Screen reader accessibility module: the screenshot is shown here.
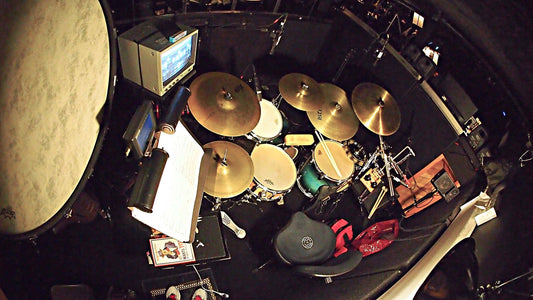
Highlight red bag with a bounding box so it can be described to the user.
[351,219,399,257]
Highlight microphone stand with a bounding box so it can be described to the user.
[269,13,288,55]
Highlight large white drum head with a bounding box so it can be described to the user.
[314,140,355,181]
[250,100,283,140]
[0,1,110,235]
[251,144,296,192]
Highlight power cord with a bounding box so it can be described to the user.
[190,265,230,299]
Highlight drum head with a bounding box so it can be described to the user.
[0,0,113,237]
[251,100,283,140]
[313,140,355,181]
[251,144,297,192]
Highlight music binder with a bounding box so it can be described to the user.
[130,121,210,242]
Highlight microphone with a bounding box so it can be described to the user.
[373,33,389,67]
[251,64,262,102]
[269,13,288,55]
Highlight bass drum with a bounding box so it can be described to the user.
[0,0,117,239]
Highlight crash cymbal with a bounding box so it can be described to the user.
[188,72,260,137]
[203,141,254,198]
[351,82,401,136]
[278,73,324,111]
[307,83,359,141]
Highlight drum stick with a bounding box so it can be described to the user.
[314,130,343,178]
[368,186,388,219]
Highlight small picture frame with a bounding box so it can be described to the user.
[150,237,196,267]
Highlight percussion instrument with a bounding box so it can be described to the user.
[188,72,260,137]
[307,83,359,141]
[278,73,324,111]
[351,82,401,136]
[247,99,285,143]
[202,141,254,199]
[248,144,297,201]
[0,0,116,239]
[297,140,355,197]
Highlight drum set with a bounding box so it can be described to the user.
[186,71,414,209]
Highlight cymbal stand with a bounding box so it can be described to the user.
[355,136,414,198]
[271,93,283,108]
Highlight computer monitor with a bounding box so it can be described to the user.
[123,100,157,159]
[119,21,199,96]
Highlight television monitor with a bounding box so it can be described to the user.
[123,100,157,159]
[119,22,199,96]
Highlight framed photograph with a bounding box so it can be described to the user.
[149,237,196,267]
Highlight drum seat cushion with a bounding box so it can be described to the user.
[273,212,336,265]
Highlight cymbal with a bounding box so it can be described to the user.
[203,141,254,198]
[278,73,324,111]
[188,72,260,137]
[351,82,401,136]
[307,83,359,141]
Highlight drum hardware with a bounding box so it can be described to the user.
[307,83,360,142]
[269,13,288,55]
[278,73,324,111]
[343,139,368,168]
[188,72,260,137]
[332,48,357,84]
[354,136,413,198]
[251,64,263,103]
[271,93,283,108]
[202,141,254,199]
[220,211,246,239]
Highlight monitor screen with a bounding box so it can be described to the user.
[161,35,193,84]
[138,109,156,154]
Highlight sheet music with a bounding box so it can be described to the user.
[132,121,204,242]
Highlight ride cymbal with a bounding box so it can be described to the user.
[351,82,401,136]
[188,72,260,137]
[307,83,359,141]
[203,141,254,198]
[278,73,324,111]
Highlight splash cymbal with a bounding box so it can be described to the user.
[351,82,401,136]
[188,72,260,137]
[307,83,359,141]
[203,141,254,198]
[278,73,324,111]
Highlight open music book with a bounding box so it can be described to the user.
[132,121,206,242]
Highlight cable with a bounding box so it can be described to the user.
[399,216,446,233]
[190,264,230,299]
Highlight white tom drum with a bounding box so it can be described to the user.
[248,144,297,201]
[0,0,116,239]
[247,100,284,143]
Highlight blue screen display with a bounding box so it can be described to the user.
[161,35,193,83]
[138,111,155,153]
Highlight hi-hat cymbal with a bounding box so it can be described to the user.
[351,82,401,136]
[188,72,260,137]
[278,73,324,111]
[203,141,254,198]
[307,83,359,141]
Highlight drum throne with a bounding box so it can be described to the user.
[272,212,363,283]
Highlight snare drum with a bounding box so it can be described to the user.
[297,140,355,197]
[248,144,297,201]
[247,100,284,143]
